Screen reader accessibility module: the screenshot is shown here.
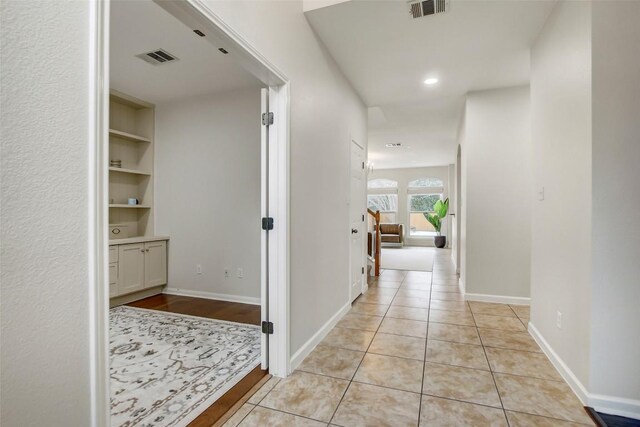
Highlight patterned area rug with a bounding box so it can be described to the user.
[109,306,261,427]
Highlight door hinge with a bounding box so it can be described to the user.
[362,214,365,221]
[261,321,274,334]
[262,217,274,230]
[362,161,365,169]
[362,267,365,274]
[262,112,274,126]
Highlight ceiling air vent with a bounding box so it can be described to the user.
[136,49,179,66]
[408,0,450,19]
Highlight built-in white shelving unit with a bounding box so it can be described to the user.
[108,90,155,238]
[108,90,168,305]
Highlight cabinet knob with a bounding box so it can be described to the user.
[146,249,149,252]
[140,249,145,253]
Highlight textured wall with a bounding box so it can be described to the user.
[0,1,93,425]
[530,0,592,388]
[591,0,640,403]
[459,86,532,299]
[155,88,262,301]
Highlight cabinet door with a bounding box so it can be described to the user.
[109,263,119,297]
[144,241,167,288]
[118,243,145,295]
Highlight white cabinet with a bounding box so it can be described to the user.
[118,243,146,295]
[109,263,119,297]
[144,240,167,288]
[109,246,119,297]
[109,237,168,299]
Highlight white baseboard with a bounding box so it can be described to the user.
[529,322,640,420]
[458,278,465,293]
[464,292,530,305]
[290,302,351,371]
[528,322,590,404]
[589,394,640,420]
[163,287,260,306]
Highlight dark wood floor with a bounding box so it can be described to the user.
[126,294,266,427]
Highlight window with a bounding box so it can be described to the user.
[368,194,398,223]
[368,178,398,189]
[368,179,398,223]
[408,178,443,188]
[407,177,444,237]
[409,194,442,236]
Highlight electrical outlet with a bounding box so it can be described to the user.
[556,311,562,329]
[196,264,202,275]
[224,269,230,278]
[237,268,243,278]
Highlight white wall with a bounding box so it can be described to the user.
[155,88,262,302]
[530,0,593,390]
[590,0,640,405]
[201,0,368,356]
[368,166,450,247]
[458,86,532,300]
[0,1,93,425]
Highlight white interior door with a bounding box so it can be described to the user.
[260,88,269,370]
[350,140,365,302]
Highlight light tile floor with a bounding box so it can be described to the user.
[224,250,594,426]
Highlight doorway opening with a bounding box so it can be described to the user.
[88,0,290,425]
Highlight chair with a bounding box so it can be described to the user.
[379,223,404,247]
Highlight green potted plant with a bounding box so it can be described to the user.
[424,198,449,248]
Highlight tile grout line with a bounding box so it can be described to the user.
[475,308,512,427]
[417,266,435,426]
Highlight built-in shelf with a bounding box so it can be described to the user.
[109,204,152,209]
[109,129,151,143]
[109,167,151,176]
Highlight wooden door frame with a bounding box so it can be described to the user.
[88,1,291,425]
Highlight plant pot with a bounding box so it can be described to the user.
[434,236,446,249]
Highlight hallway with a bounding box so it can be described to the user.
[223,250,594,426]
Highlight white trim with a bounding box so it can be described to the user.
[88,0,110,425]
[589,394,640,420]
[528,322,590,404]
[529,322,640,420]
[464,292,530,305]
[163,288,261,305]
[458,277,465,293]
[267,83,291,377]
[290,302,351,371]
[260,88,269,370]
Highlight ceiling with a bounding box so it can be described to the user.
[305,0,557,169]
[110,0,262,104]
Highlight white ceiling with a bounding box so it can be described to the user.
[306,0,557,169]
[110,0,262,104]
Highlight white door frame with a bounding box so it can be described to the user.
[88,1,290,425]
[349,139,367,302]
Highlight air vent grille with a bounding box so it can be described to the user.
[408,0,450,19]
[136,49,179,66]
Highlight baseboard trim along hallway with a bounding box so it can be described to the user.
[289,302,352,372]
[163,288,261,306]
[529,322,640,420]
[464,292,531,305]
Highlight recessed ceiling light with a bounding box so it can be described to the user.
[424,78,439,85]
